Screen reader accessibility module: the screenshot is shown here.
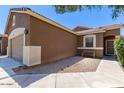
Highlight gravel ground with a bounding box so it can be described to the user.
[13,56,101,75]
[59,57,101,73]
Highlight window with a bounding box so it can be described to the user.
[12,15,16,26]
[84,35,96,48]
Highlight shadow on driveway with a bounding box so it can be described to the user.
[0,56,84,87]
[0,56,101,87]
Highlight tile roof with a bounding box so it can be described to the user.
[73,26,92,31]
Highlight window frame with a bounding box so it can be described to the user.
[83,35,96,48]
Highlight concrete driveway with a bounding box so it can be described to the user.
[0,56,23,79]
[0,56,124,88]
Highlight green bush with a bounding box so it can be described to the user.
[114,36,124,66]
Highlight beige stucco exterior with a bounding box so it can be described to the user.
[103,29,120,37]
[23,46,41,66]
[77,29,120,58]
[30,16,77,64]
[6,10,77,66]
[3,8,122,66]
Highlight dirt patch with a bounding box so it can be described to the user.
[13,56,101,75]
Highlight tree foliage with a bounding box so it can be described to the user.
[114,36,124,66]
[54,5,124,19]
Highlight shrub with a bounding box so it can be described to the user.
[114,36,124,66]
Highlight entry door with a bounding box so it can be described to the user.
[106,40,114,55]
[11,35,24,61]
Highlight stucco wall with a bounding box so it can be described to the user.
[1,37,8,55]
[12,13,29,30]
[6,13,30,46]
[77,36,83,47]
[95,33,104,57]
[13,13,30,46]
[77,29,120,58]
[96,33,104,47]
[78,33,104,47]
[30,16,77,64]
[103,29,120,37]
[95,50,103,58]
[77,33,104,58]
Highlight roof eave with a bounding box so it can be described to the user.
[98,24,124,30]
[0,34,8,37]
[77,30,106,35]
[76,28,106,35]
[4,11,12,34]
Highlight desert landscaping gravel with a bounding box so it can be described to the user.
[13,56,101,75]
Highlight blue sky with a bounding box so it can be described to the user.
[0,5,124,35]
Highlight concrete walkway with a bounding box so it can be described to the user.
[97,57,123,74]
[85,56,124,88]
[0,56,124,88]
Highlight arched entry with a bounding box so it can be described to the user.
[104,36,115,55]
[8,28,25,62]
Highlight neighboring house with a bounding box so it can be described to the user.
[0,34,8,55]
[3,7,123,66]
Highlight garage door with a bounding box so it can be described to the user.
[11,35,23,61]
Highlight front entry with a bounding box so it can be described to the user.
[105,40,114,55]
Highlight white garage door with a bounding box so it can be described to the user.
[11,35,24,61]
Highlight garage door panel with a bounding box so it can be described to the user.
[11,35,23,61]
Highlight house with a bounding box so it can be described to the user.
[0,34,8,55]
[4,8,77,66]
[3,7,123,66]
[76,24,122,57]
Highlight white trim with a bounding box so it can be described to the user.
[76,29,106,35]
[83,35,96,48]
[77,47,104,50]
[105,39,115,55]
